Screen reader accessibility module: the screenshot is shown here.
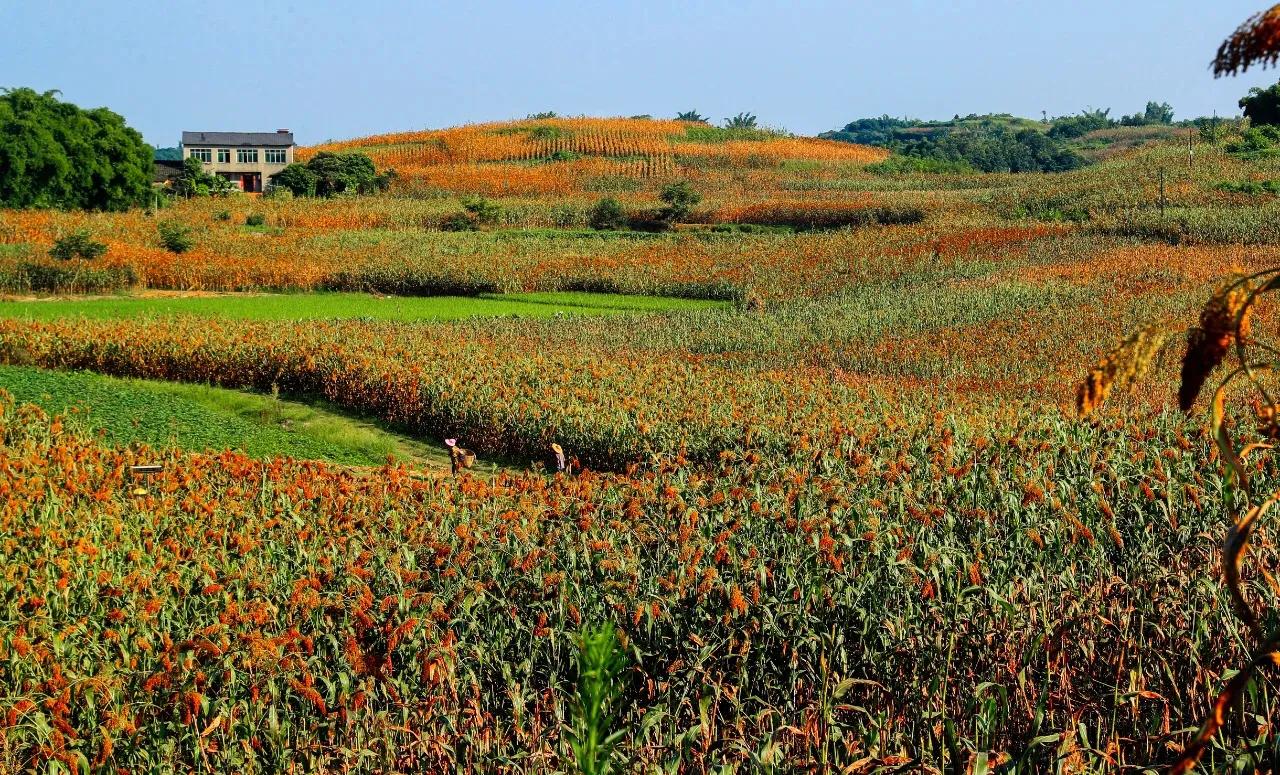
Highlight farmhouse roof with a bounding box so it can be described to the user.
[153,159,184,183]
[182,131,295,147]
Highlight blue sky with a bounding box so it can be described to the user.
[2,0,1277,146]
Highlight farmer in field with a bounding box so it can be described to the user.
[445,438,474,475]
[548,442,567,474]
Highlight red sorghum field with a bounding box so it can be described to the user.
[5,115,1280,773]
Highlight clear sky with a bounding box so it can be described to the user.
[2,0,1278,147]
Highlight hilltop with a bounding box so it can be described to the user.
[301,116,888,197]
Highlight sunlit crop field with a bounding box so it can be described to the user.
[4,117,1280,772]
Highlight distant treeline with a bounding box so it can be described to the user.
[820,102,1188,173]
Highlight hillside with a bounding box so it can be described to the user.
[301,116,889,196]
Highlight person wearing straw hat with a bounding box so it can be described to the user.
[548,442,567,474]
[445,438,474,475]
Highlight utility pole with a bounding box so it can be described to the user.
[1159,167,1167,220]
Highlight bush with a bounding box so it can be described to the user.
[173,157,237,198]
[1215,180,1280,195]
[1226,125,1280,155]
[656,181,701,227]
[245,213,266,227]
[865,155,975,175]
[214,209,231,221]
[269,153,393,198]
[270,164,319,197]
[157,220,194,253]
[587,197,628,230]
[49,229,107,261]
[717,202,925,231]
[461,196,502,225]
[440,212,477,232]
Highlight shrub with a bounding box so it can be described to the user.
[245,213,266,227]
[549,149,580,162]
[440,212,477,232]
[1226,124,1280,155]
[49,229,107,261]
[657,181,701,225]
[173,157,237,198]
[865,155,975,175]
[270,164,319,197]
[461,196,502,225]
[263,184,294,201]
[716,201,925,231]
[214,209,231,221]
[157,220,194,253]
[270,153,392,198]
[529,125,567,142]
[587,197,628,230]
[1215,179,1280,195]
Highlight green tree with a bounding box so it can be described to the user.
[658,181,701,223]
[157,220,194,253]
[461,196,502,225]
[723,112,758,129]
[306,152,376,196]
[587,197,627,230]
[675,110,708,123]
[1241,81,1280,126]
[173,157,236,198]
[49,229,107,261]
[269,163,319,197]
[1120,101,1175,126]
[1048,108,1114,139]
[0,87,152,210]
[271,152,390,198]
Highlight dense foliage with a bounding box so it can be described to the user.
[171,157,236,198]
[0,88,151,211]
[821,114,1085,173]
[1241,80,1280,126]
[270,151,394,198]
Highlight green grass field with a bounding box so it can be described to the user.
[0,290,727,321]
[0,364,463,468]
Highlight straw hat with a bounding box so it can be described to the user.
[445,438,457,448]
[551,443,563,454]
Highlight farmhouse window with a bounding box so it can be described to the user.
[265,148,286,164]
[217,148,230,163]
[237,149,259,163]
[190,148,212,162]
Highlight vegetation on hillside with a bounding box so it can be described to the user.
[822,100,1192,172]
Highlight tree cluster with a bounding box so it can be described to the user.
[0,87,152,210]
[269,152,395,198]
